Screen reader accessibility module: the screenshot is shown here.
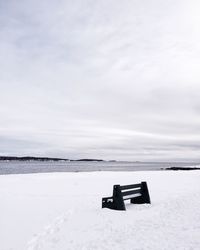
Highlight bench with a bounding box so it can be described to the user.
[102,182,151,210]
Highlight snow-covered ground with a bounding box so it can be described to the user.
[1,171,200,250]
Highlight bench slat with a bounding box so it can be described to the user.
[123,193,141,200]
[120,183,141,190]
[122,189,141,197]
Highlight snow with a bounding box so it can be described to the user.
[1,171,200,250]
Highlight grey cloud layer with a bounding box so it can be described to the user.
[1,0,200,160]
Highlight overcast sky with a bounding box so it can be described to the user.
[1,0,200,160]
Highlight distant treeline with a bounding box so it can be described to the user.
[0,156,68,161]
[166,166,200,171]
[71,159,104,162]
[0,156,105,162]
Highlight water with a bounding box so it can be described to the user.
[0,161,199,175]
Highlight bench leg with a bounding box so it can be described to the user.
[113,185,126,210]
[141,181,151,203]
[102,185,126,210]
[131,182,151,204]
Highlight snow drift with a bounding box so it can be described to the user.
[1,170,200,250]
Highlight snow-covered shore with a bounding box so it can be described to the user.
[1,171,200,250]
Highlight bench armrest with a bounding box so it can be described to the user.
[102,196,113,202]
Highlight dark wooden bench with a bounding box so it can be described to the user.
[102,182,151,210]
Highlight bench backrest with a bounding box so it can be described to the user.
[120,183,142,200]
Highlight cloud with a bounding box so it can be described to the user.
[1,0,200,160]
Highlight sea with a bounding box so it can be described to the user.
[0,160,200,175]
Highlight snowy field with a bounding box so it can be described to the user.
[1,170,200,250]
